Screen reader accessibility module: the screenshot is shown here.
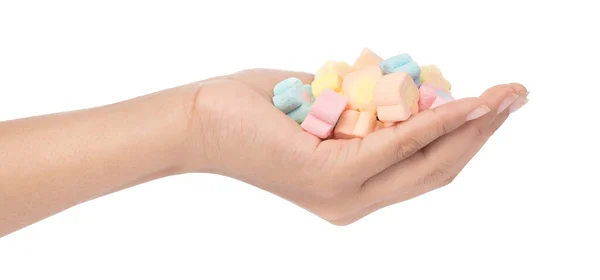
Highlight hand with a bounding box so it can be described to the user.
[182,69,529,225]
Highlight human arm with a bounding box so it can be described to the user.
[0,84,197,237]
[0,69,528,237]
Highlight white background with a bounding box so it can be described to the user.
[1,0,599,279]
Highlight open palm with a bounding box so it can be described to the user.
[184,68,528,225]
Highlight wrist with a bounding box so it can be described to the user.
[122,84,199,179]
[174,80,217,174]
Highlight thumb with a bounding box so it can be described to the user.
[353,97,491,178]
[228,68,314,96]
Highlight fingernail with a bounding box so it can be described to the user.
[509,96,528,114]
[497,93,520,115]
[466,105,491,121]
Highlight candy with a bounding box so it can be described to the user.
[311,61,351,98]
[418,83,438,112]
[414,78,422,88]
[273,49,454,139]
[429,91,454,109]
[274,77,304,96]
[273,78,315,123]
[301,89,348,139]
[334,110,360,139]
[354,112,377,137]
[373,72,419,122]
[391,61,421,80]
[420,65,451,92]
[380,53,420,78]
[380,53,413,74]
[419,83,454,110]
[352,48,383,71]
[342,66,382,113]
[334,110,377,139]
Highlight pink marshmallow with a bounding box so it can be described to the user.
[421,83,454,109]
[301,115,333,139]
[430,96,451,109]
[301,89,348,139]
[418,83,438,111]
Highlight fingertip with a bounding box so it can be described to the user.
[466,104,492,121]
[277,70,315,84]
[506,83,528,95]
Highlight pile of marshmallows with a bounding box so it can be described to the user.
[272,48,453,139]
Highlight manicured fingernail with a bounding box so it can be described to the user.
[466,105,491,121]
[497,93,520,115]
[509,96,528,114]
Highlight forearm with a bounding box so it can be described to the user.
[0,85,197,237]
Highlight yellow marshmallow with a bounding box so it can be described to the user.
[420,65,451,92]
[312,61,351,98]
[312,72,342,98]
[342,65,382,113]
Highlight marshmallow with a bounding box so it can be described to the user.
[334,110,360,139]
[373,72,420,122]
[418,83,438,112]
[312,61,351,98]
[420,83,454,110]
[342,65,383,113]
[301,89,348,139]
[390,61,421,81]
[380,53,421,86]
[274,77,304,96]
[420,65,451,92]
[414,77,422,88]
[354,112,377,137]
[273,50,454,139]
[380,53,413,74]
[273,78,315,123]
[352,48,383,71]
[334,110,377,139]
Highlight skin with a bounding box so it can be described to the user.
[0,69,528,237]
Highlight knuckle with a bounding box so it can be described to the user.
[313,203,348,222]
[474,125,487,138]
[419,166,452,188]
[430,109,450,136]
[439,174,458,187]
[489,83,514,92]
[507,83,527,94]
[310,196,360,223]
[395,138,423,160]
[328,218,356,227]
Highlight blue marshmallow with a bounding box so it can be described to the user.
[434,88,453,100]
[274,77,304,96]
[391,61,421,80]
[273,91,302,114]
[380,53,413,74]
[287,104,312,123]
[413,77,422,88]
[272,78,315,123]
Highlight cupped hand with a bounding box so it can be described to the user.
[182,69,528,225]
